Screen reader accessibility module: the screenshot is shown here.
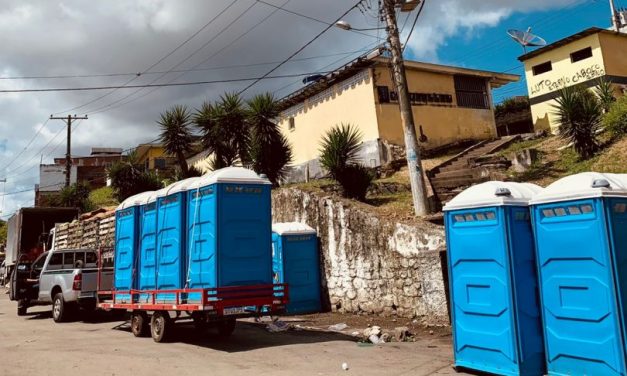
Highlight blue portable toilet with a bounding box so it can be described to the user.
[155,177,199,302]
[137,191,158,303]
[272,222,321,315]
[444,181,545,376]
[530,172,627,376]
[186,167,273,302]
[114,191,155,303]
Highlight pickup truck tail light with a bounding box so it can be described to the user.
[72,274,82,291]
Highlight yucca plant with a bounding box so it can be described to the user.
[319,123,372,201]
[595,77,616,113]
[246,93,293,185]
[552,86,602,159]
[157,105,194,177]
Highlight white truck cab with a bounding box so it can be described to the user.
[19,248,113,322]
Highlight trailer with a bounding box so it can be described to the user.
[97,284,288,342]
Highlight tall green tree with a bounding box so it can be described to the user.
[246,93,293,185]
[108,152,163,201]
[553,86,603,159]
[194,101,239,170]
[158,105,194,177]
[52,182,93,213]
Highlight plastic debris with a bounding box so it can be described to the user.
[328,323,348,331]
[266,320,290,332]
[342,362,349,371]
[369,334,384,344]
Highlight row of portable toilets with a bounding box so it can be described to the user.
[114,167,321,315]
[444,172,627,376]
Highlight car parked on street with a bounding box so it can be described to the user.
[14,248,113,321]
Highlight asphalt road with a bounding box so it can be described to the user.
[0,291,462,376]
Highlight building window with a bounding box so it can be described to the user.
[454,75,489,109]
[288,117,295,131]
[154,158,166,170]
[532,61,552,76]
[570,47,593,63]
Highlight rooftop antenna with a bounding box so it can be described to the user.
[507,27,547,53]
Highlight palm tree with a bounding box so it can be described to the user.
[595,78,615,113]
[157,105,194,177]
[194,101,239,170]
[553,86,602,159]
[246,93,293,185]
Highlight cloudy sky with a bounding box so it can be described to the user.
[0,0,614,217]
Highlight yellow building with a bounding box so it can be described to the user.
[276,54,518,181]
[134,143,176,172]
[519,27,627,132]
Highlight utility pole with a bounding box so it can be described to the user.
[50,114,88,188]
[382,0,429,216]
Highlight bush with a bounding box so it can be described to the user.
[603,96,627,138]
[51,182,93,213]
[89,187,119,209]
[552,86,602,159]
[336,164,374,201]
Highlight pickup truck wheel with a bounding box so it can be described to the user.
[131,312,149,337]
[217,318,236,339]
[17,303,27,316]
[52,293,67,323]
[150,311,171,343]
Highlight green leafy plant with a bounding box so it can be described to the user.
[494,96,530,118]
[319,123,372,201]
[0,221,7,246]
[603,96,627,138]
[108,158,163,202]
[595,78,616,113]
[552,86,602,159]
[52,182,94,213]
[88,186,119,209]
[158,105,195,177]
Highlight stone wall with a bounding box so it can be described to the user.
[272,188,449,326]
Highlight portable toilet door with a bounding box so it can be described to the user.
[155,177,199,302]
[530,172,627,376]
[138,191,158,303]
[444,181,545,376]
[114,191,154,303]
[186,167,272,296]
[272,223,321,315]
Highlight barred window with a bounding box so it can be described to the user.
[454,75,489,109]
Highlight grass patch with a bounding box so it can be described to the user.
[497,137,546,157]
[89,187,119,209]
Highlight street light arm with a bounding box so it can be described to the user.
[335,20,385,32]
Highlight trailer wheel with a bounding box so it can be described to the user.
[150,311,171,343]
[52,293,69,323]
[217,318,236,338]
[131,312,149,337]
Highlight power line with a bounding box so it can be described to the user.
[0,118,50,172]
[238,1,364,95]
[54,0,240,115]
[0,71,338,94]
[402,0,425,52]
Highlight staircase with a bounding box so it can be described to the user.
[428,136,519,205]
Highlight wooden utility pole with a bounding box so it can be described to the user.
[49,114,88,188]
[382,0,429,216]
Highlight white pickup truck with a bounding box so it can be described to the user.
[16,248,113,322]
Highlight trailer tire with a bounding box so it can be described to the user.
[217,318,236,338]
[52,293,68,323]
[131,312,149,337]
[150,311,171,343]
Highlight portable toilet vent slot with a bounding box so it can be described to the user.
[530,172,627,376]
[444,181,545,376]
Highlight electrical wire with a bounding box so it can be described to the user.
[238,1,365,95]
[54,0,240,115]
[0,118,50,172]
[402,0,426,52]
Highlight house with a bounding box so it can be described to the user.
[276,51,519,182]
[134,143,176,173]
[519,27,627,132]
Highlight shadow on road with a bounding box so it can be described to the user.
[113,320,358,352]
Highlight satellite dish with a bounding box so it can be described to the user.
[507,27,547,53]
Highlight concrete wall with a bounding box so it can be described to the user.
[278,70,381,166]
[272,188,449,326]
[373,66,497,149]
[600,32,627,78]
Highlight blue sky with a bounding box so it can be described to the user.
[405,0,615,103]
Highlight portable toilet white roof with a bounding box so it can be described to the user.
[189,167,271,190]
[530,172,627,205]
[443,181,542,211]
[116,191,156,211]
[272,222,316,235]
[156,177,200,198]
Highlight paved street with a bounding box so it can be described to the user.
[0,291,463,376]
